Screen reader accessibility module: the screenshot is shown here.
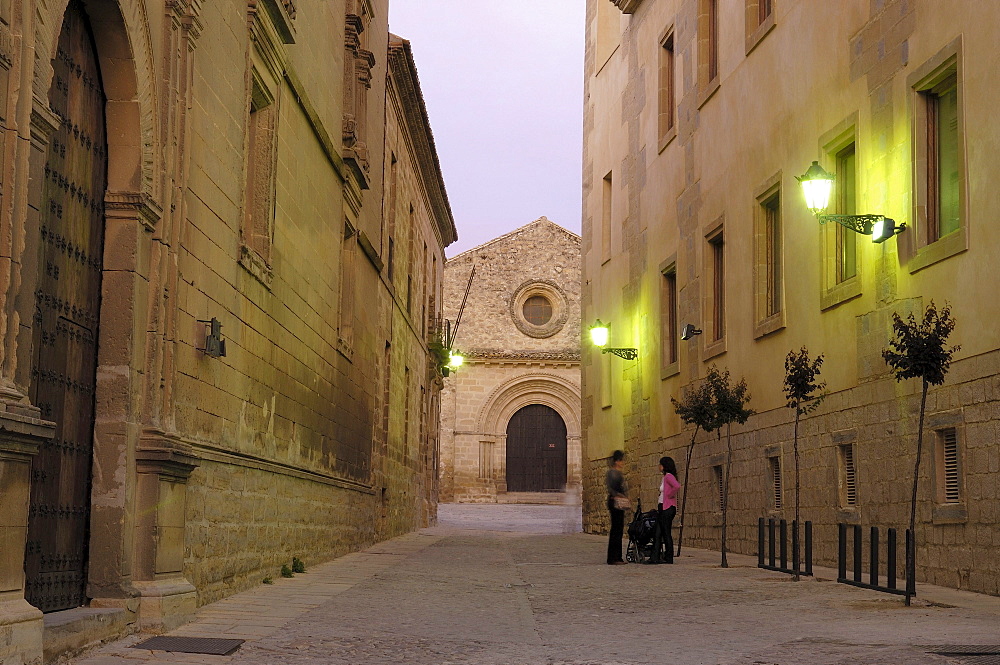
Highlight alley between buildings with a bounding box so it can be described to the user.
[69,504,1000,665]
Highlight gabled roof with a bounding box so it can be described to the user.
[447,216,579,263]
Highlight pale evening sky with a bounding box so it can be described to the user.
[389,2,586,257]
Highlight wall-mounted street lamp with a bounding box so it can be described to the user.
[796,161,906,244]
[441,350,464,378]
[680,323,702,341]
[589,320,638,360]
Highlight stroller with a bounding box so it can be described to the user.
[625,499,662,563]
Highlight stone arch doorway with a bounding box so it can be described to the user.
[24,0,108,614]
[505,404,567,492]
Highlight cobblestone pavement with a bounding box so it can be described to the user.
[70,504,1000,665]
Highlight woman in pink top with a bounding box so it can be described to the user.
[648,456,680,564]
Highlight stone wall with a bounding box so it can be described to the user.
[439,219,583,503]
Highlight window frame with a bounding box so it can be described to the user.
[906,37,968,274]
[753,172,785,339]
[704,218,726,360]
[697,0,721,108]
[745,0,776,55]
[818,115,863,311]
[659,257,679,379]
[931,426,967,524]
[657,26,677,152]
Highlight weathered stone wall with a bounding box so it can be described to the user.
[439,219,582,503]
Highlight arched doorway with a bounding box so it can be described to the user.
[505,404,567,492]
[24,0,107,613]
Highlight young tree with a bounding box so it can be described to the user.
[882,301,958,606]
[707,366,754,568]
[782,347,826,581]
[671,376,719,557]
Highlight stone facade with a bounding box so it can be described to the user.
[439,218,582,503]
[0,1,455,663]
[583,0,1000,596]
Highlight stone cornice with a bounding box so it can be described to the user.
[387,35,458,248]
[610,0,644,13]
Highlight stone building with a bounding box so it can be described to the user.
[439,218,581,504]
[583,0,1000,596]
[0,1,455,662]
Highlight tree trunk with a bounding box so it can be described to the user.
[721,425,732,568]
[793,404,801,581]
[906,380,929,606]
[676,426,699,557]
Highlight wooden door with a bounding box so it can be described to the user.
[505,405,567,492]
[24,0,107,613]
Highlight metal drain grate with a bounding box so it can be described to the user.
[926,646,1000,664]
[133,636,245,655]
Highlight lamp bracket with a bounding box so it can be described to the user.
[816,214,886,235]
[602,347,638,361]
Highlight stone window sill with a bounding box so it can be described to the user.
[697,77,721,110]
[703,337,726,361]
[907,226,968,274]
[658,126,677,154]
[745,12,776,56]
[821,276,862,311]
[239,245,273,290]
[753,311,785,340]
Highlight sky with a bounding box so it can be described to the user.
[389,2,586,257]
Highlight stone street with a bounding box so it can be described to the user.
[70,504,1000,665]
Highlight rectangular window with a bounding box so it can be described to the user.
[713,465,725,512]
[404,366,411,457]
[707,0,719,82]
[658,30,676,148]
[835,144,857,283]
[660,267,678,372]
[602,172,613,262]
[753,175,784,337]
[769,456,782,510]
[758,0,772,23]
[936,428,961,504]
[908,41,965,272]
[926,74,960,241]
[764,195,781,317]
[386,153,398,279]
[243,77,278,266]
[839,444,857,507]
[338,222,357,347]
[710,232,725,341]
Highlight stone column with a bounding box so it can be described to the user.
[0,408,55,665]
[130,432,197,632]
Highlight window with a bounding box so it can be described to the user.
[764,196,781,317]
[936,428,961,504]
[835,144,857,283]
[839,444,857,507]
[698,0,720,103]
[658,29,676,150]
[404,366,411,456]
[343,1,375,179]
[242,75,278,275]
[769,456,782,510]
[753,175,785,337]
[709,232,725,341]
[660,265,678,375]
[713,465,724,512]
[926,74,960,242]
[386,153,398,281]
[522,295,552,325]
[745,0,776,54]
[602,172,613,262]
[907,39,966,272]
[338,222,358,349]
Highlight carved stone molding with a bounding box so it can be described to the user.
[466,349,581,362]
[610,0,645,13]
[105,191,163,233]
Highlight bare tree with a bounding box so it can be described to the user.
[782,347,825,581]
[882,301,958,606]
[671,375,719,557]
[707,366,754,568]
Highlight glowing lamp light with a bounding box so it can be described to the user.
[448,352,464,369]
[589,320,610,347]
[796,161,835,215]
